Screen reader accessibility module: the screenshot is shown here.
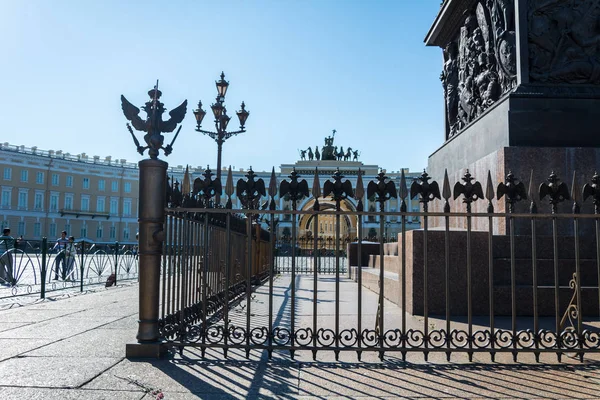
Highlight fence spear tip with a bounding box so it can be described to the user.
[485,170,494,201]
[355,169,365,200]
[442,169,451,201]
[399,169,408,200]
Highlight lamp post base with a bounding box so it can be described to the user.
[125,342,167,359]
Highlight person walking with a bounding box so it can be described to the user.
[0,228,16,285]
[53,230,69,280]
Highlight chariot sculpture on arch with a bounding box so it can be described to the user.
[301,129,360,162]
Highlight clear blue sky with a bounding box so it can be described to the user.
[1,0,444,173]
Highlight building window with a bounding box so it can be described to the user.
[34,192,43,210]
[81,196,90,211]
[1,188,11,208]
[111,181,118,192]
[49,223,57,238]
[66,175,73,187]
[50,194,59,212]
[96,197,105,212]
[123,199,131,216]
[64,194,73,210]
[81,225,87,238]
[412,207,420,222]
[18,191,27,210]
[96,224,103,239]
[36,172,44,184]
[123,228,130,240]
[124,182,131,193]
[82,177,90,189]
[98,179,105,191]
[33,222,41,238]
[110,199,118,215]
[64,224,71,235]
[18,221,25,236]
[51,173,59,186]
[20,170,28,182]
[3,168,11,181]
[109,226,116,240]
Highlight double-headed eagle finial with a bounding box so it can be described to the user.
[121,81,187,159]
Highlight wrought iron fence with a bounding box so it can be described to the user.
[0,239,138,298]
[156,166,600,362]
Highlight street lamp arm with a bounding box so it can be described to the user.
[223,129,246,140]
[196,128,219,141]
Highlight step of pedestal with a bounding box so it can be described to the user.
[350,266,401,308]
[367,255,400,274]
[492,235,598,259]
[492,258,599,286]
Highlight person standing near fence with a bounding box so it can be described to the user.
[53,230,69,280]
[65,236,77,280]
[0,228,16,285]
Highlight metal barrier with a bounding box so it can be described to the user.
[150,167,600,362]
[0,239,138,298]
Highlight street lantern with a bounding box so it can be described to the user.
[195,72,249,205]
[237,102,249,129]
[193,101,206,126]
[215,72,229,98]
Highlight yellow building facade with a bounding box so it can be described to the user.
[0,143,140,243]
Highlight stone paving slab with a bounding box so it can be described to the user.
[0,356,122,388]
[84,358,301,397]
[0,315,122,339]
[0,387,145,400]
[0,338,54,362]
[24,327,136,358]
[0,322,31,332]
[0,308,82,323]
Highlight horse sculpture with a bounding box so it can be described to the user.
[299,149,307,160]
[345,147,352,161]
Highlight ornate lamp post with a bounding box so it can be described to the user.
[194,72,249,205]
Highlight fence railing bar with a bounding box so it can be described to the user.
[553,216,561,362]
[312,214,319,360]
[245,214,252,359]
[357,214,363,361]
[335,210,341,361]
[509,215,517,362]
[290,209,297,359]
[487,212,494,362]
[466,211,473,362]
